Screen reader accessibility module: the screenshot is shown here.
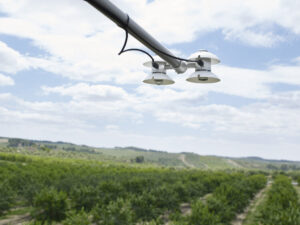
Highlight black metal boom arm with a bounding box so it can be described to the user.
[84,0,187,73]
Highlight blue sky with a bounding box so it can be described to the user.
[1,0,300,160]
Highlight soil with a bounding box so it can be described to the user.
[231,180,272,225]
[226,159,243,168]
[179,154,195,168]
[0,213,31,225]
[0,139,8,143]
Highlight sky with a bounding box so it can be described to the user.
[0,0,300,160]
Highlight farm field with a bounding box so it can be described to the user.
[1,140,300,224]
[243,175,300,225]
[0,152,268,225]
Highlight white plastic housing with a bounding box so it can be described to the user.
[189,50,220,65]
[186,70,220,83]
[143,72,174,85]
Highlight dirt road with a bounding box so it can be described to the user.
[179,154,195,168]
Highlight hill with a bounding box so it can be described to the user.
[1,136,300,170]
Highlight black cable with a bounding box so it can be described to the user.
[152,46,204,67]
[118,15,159,69]
[118,15,204,69]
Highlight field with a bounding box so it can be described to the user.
[1,138,300,224]
[0,152,268,225]
[1,137,300,170]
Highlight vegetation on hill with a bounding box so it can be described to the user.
[1,136,300,170]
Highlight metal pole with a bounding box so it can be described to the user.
[84,0,187,74]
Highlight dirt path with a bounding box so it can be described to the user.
[226,159,243,168]
[0,139,8,143]
[0,213,31,225]
[231,180,272,225]
[179,154,195,168]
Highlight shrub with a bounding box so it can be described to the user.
[62,209,91,225]
[0,181,15,215]
[205,196,234,222]
[189,200,221,225]
[130,193,160,221]
[92,198,134,225]
[71,185,101,211]
[257,175,300,225]
[187,174,267,224]
[98,181,125,204]
[32,188,69,222]
[150,185,180,210]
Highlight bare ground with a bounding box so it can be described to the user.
[162,192,213,225]
[179,154,196,168]
[231,180,272,225]
[0,213,31,225]
[226,159,243,168]
[0,139,8,143]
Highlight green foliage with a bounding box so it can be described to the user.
[98,181,125,204]
[62,209,91,225]
[8,138,35,147]
[24,220,46,225]
[40,146,51,153]
[150,184,180,210]
[0,180,15,215]
[256,175,300,225]
[130,192,160,221]
[189,200,221,225]
[205,195,234,223]
[135,156,144,163]
[180,174,267,225]
[267,164,278,170]
[71,185,101,211]
[0,152,268,224]
[32,188,69,222]
[23,181,44,205]
[92,198,134,225]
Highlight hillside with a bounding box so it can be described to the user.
[1,136,300,170]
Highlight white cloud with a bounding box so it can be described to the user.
[105,124,119,131]
[1,0,300,159]
[42,83,130,102]
[0,73,14,86]
[0,38,146,84]
[1,71,300,159]
[0,0,149,83]
[0,41,29,74]
[0,0,299,86]
[138,0,299,46]
[0,117,299,160]
[33,57,300,141]
[223,29,284,47]
[1,53,300,146]
[0,0,299,79]
[0,82,142,131]
[167,59,300,100]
